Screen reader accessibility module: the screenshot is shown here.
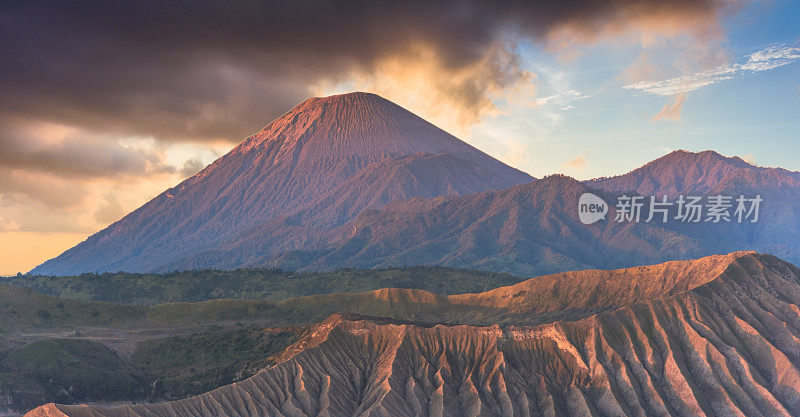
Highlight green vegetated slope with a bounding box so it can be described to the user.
[0,284,310,413]
[132,326,300,400]
[0,328,301,413]
[0,284,146,331]
[2,252,757,330]
[0,339,147,412]
[5,266,521,306]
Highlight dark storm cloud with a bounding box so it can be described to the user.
[0,0,734,144]
[0,125,176,178]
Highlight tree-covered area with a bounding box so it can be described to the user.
[0,339,147,412]
[132,325,300,400]
[5,266,523,305]
[0,327,301,413]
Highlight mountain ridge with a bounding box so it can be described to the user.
[170,174,699,275]
[220,153,800,275]
[586,149,800,197]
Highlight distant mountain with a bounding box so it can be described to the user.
[279,151,800,275]
[587,149,800,197]
[28,251,800,417]
[187,174,700,276]
[164,159,800,276]
[31,92,532,275]
[587,149,800,264]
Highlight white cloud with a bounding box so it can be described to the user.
[535,90,597,106]
[740,45,800,71]
[623,44,800,96]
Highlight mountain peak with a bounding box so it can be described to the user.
[287,92,398,123]
[298,91,387,107]
[587,149,757,196]
[31,91,532,275]
[657,149,750,168]
[232,91,483,161]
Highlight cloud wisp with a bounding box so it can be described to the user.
[624,44,800,96]
[562,151,588,171]
[535,89,598,110]
[652,93,686,121]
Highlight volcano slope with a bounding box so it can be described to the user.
[31,92,532,275]
[27,251,800,417]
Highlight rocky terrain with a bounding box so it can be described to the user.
[18,92,800,417]
[25,251,800,417]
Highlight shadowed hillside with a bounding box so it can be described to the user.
[185,175,700,276]
[195,157,797,276]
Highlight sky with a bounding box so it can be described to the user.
[0,0,798,275]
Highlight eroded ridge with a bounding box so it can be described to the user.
[29,252,800,417]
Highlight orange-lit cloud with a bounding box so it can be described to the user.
[545,1,732,69]
[0,0,745,145]
[94,193,127,225]
[619,52,663,84]
[562,151,588,171]
[653,94,686,121]
[179,157,206,178]
[0,213,20,232]
[313,42,535,136]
